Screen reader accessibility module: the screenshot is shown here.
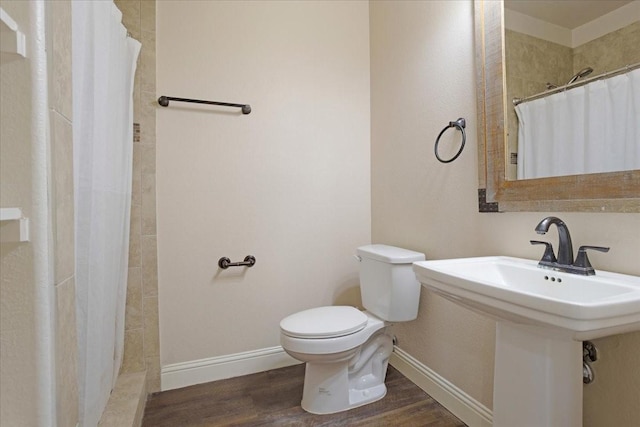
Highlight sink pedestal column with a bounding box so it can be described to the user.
[493,322,582,427]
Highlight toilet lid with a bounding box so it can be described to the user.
[280,306,368,339]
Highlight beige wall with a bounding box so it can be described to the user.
[370,1,640,426]
[153,1,639,424]
[156,1,371,365]
[371,0,495,408]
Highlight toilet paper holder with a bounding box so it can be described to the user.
[218,255,256,269]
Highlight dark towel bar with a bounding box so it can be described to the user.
[158,96,251,114]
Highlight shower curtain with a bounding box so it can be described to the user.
[515,68,640,179]
[72,2,140,426]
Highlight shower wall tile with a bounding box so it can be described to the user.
[507,23,640,102]
[126,267,143,331]
[51,112,75,284]
[140,31,156,93]
[117,0,141,41]
[50,0,72,121]
[573,21,640,76]
[55,277,79,427]
[141,174,156,235]
[141,1,156,33]
[98,371,147,427]
[620,22,640,65]
[143,296,159,357]
[122,329,145,373]
[129,203,142,267]
[132,145,142,206]
[133,65,142,123]
[141,235,158,297]
[505,29,572,98]
[144,355,160,392]
[117,0,159,393]
[140,144,155,174]
[49,0,77,423]
[139,92,157,145]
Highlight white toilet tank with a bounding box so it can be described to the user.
[356,244,425,322]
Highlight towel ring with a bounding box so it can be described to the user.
[434,118,466,163]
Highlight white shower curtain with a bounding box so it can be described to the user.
[516,68,640,179]
[72,2,140,426]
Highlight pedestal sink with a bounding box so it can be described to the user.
[413,256,640,427]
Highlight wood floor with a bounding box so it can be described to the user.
[142,364,467,426]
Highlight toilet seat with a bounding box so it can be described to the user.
[280,310,385,355]
[280,306,368,339]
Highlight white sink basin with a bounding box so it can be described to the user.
[413,256,640,340]
[414,256,640,426]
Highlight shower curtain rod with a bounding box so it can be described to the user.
[513,62,640,106]
[157,95,251,114]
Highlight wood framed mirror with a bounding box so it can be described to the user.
[474,0,640,213]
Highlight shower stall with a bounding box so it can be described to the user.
[0,1,141,425]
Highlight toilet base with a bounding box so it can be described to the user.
[300,330,393,415]
[301,365,388,415]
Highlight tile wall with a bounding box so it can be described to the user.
[49,1,79,426]
[573,21,640,75]
[114,0,160,393]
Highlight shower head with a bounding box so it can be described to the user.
[567,67,594,85]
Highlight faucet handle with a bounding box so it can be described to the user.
[530,240,557,263]
[573,246,610,273]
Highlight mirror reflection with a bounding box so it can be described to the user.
[503,0,640,180]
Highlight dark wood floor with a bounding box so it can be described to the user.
[143,364,467,426]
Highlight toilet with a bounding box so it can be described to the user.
[279,244,425,414]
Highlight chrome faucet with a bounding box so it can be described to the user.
[531,216,609,275]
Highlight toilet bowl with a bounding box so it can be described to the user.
[280,307,393,414]
[280,245,425,415]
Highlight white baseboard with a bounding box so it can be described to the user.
[161,346,301,391]
[390,346,493,427]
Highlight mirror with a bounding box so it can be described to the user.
[503,0,639,181]
[474,0,640,212]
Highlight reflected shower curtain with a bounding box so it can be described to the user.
[515,68,640,179]
[72,2,140,425]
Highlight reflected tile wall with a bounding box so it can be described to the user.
[573,21,640,75]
